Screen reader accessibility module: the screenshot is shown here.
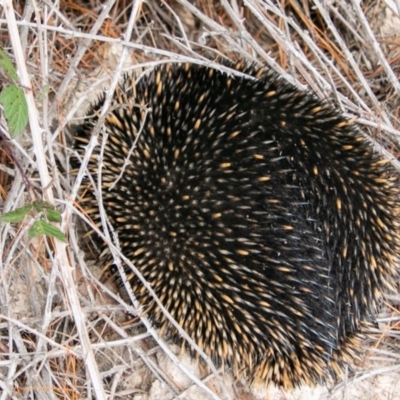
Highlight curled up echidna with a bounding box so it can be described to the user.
[73,61,400,388]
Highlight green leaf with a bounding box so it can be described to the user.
[0,83,28,137]
[32,201,61,222]
[0,48,18,81]
[0,205,32,223]
[28,220,67,242]
[32,201,42,213]
[45,209,62,223]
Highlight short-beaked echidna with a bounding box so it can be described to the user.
[73,61,400,388]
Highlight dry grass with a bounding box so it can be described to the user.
[0,0,399,399]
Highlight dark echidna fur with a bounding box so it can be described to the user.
[73,61,400,388]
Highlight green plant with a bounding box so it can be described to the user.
[0,47,65,243]
[0,201,66,242]
[0,47,28,137]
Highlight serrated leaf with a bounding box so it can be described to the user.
[45,209,61,223]
[29,220,67,242]
[0,48,18,81]
[0,83,28,137]
[31,201,61,222]
[0,205,32,223]
[32,201,42,212]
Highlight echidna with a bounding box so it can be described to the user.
[73,61,400,388]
